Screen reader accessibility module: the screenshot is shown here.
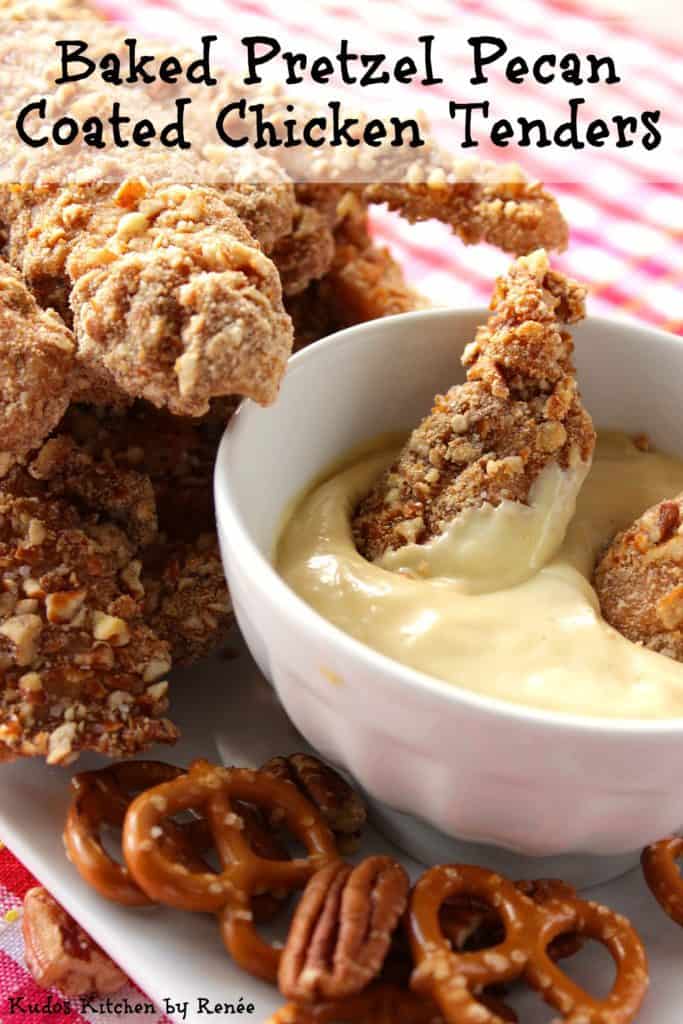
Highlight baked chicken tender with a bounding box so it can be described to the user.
[286,194,428,349]
[363,174,568,257]
[595,495,683,662]
[57,404,234,663]
[0,493,175,765]
[211,85,568,261]
[0,260,74,468]
[353,250,594,561]
[142,533,233,665]
[0,180,293,416]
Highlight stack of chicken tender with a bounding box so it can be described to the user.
[0,0,570,763]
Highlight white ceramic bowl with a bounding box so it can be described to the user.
[215,308,683,873]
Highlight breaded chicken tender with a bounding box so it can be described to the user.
[286,195,428,348]
[0,260,75,469]
[0,180,293,416]
[364,175,568,258]
[594,495,683,662]
[0,493,175,764]
[272,202,336,297]
[60,402,220,541]
[56,404,234,661]
[353,250,593,561]
[142,533,232,665]
[211,86,568,260]
[28,435,158,548]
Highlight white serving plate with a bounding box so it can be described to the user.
[0,631,681,1023]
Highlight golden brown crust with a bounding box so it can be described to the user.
[0,260,75,466]
[287,197,428,350]
[353,251,593,560]
[142,533,233,665]
[364,177,568,256]
[59,402,221,541]
[0,492,175,764]
[28,405,233,665]
[594,494,683,661]
[29,435,158,548]
[272,203,336,297]
[0,180,293,416]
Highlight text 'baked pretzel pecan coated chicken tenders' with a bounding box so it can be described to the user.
[353,250,595,589]
[0,179,293,416]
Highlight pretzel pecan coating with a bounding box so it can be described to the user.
[29,435,158,548]
[61,402,223,542]
[0,181,293,416]
[594,493,683,662]
[286,196,428,350]
[142,533,233,664]
[262,754,367,854]
[23,887,126,997]
[0,493,175,763]
[279,856,409,1003]
[0,259,75,469]
[353,250,593,562]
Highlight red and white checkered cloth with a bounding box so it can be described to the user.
[1,0,682,1020]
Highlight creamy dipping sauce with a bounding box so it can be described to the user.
[276,432,683,719]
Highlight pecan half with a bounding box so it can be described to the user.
[262,753,366,854]
[279,857,409,1002]
[22,887,126,996]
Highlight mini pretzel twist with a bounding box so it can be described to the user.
[440,879,581,961]
[642,837,683,926]
[123,760,339,982]
[63,761,209,906]
[407,864,648,1024]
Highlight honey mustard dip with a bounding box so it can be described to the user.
[277,432,683,719]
